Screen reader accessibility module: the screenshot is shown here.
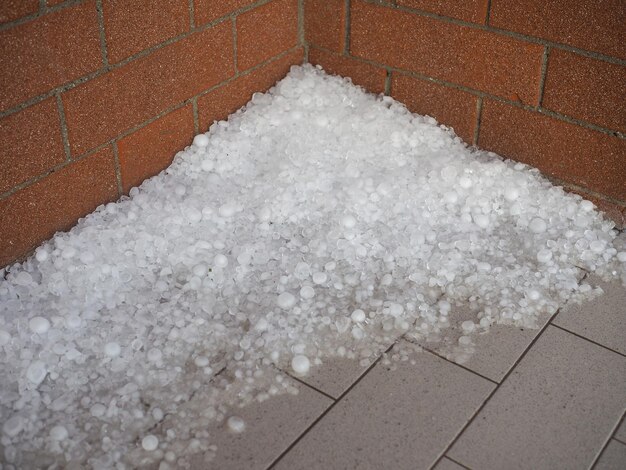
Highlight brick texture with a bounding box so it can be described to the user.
[309,48,387,95]
[0,147,118,266]
[350,1,544,104]
[0,99,66,194]
[194,0,256,26]
[198,48,303,129]
[479,100,626,201]
[237,0,299,70]
[490,0,626,60]
[62,22,233,155]
[47,0,67,5]
[391,73,478,143]
[0,0,38,24]
[118,105,195,193]
[305,0,346,52]
[397,0,489,24]
[0,1,102,112]
[542,50,626,133]
[102,0,190,64]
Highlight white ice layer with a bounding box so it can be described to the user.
[1,65,625,468]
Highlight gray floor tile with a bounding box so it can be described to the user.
[615,418,626,443]
[198,376,332,469]
[595,440,626,470]
[449,326,626,470]
[273,342,495,470]
[291,355,373,399]
[434,456,468,470]
[553,275,626,355]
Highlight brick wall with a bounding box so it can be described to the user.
[0,0,304,267]
[305,0,626,226]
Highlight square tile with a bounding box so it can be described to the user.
[615,417,626,443]
[553,274,626,355]
[434,456,468,470]
[449,326,626,470]
[595,440,626,470]
[273,341,495,470]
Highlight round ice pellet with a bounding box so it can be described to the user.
[214,254,229,268]
[104,342,121,357]
[461,321,475,333]
[147,348,162,362]
[312,272,327,284]
[536,249,553,263]
[142,435,159,451]
[473,214,490,229]
[342,215,356,229]
[459,176,473,188]
[65,315,82,329]
[193,134,209,147]
[617,252,626,262]
[192,264,208,277]
[291,355,310,375]
[0,329,11,346]
[227,416,246,433]
[29,316,50,335]
[26,360,47,385]
[219,203,236,217]
[201,159,214,171]
[277,292,296,309]
[458,336,472,346]
[580,200,594,211]
[49,425,68,441]
[351,309,366,323]
[529,217,547,233]
[90,404,106,417]
[194,356,209,367]
[2,416,23,437]
[504,187,519,201]
[589,240,605,253]
[35,248,49,262]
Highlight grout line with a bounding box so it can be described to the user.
[550,324,626,359]
[537,46,551,107]
[343,0,351,56]
[192,97,200,134]
[473,97,483,146]
[589,410,626,469]
[232,17,238,73]
[187,0,195,29]
[428,313,555,469]
[614,437,626,446]
[484,0,492,25]
[384,70,392,95]
[282,371,337,401]
[110,142,124,196]
[297,0,305,47]
[266,341,398,469]
[39,0,47,11]
[421,347,499,385]
[55,94,72,161]
[94,0,109,68]
[0,0,86,32]
[445,455,473,470]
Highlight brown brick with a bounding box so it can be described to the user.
[198,47,303,129]
[118,105,195,193]
[62,22,233,155]
[194,0,256,25]
[309,47,386,95]
[563,187,625,229]
[237,0,299,70]
[542,50,626,133]
[0,99,66,194]
[350,1,544,104]
[103,0,190,64]
[479,100,626,201]
[47,0,67,5]
[391,73,478,143]
[0,1,102,112]
[305,0,346,52]
[0,0,38,24]
[490,0,626,60]
[397,0,489,24]
[0,147,118,267]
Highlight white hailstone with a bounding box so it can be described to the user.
[193,134,209,147]
[312,272,328,284]
[214,254,229,268]
[61,247,76,259]
[350,309,366,323]
[504,187,519,201]
[527,289,541,301]
[226,416,246,433]
[299,286,315,299]
[65,315,82,329]
[291,355,310,375]
[341,214,357,229]
[351,326,364,340]
[617,252,626,262]
[174,185,186,196]
[277,292,296,309]
[104,342,121,357]
[49,425,68,441]
[473,214,490,229]
[184,207,202,223]
[14,271,33,286]
[29,316,50,335]
[90,404,106,418]
[254,318,269,332]
[294,262,311,279]
[152,408,164,421]
[0,329,11,346]
[142,435,159,451]
[26,360,47,385]
[536,249,553,263]
[192,264,208,277]
[443,191,458,204]
[201,159,214,172]
[147,348,162,362]
[2,416,24,437]
[589,240,606,253]
[219,203,237,217]
[35,248,49,262]
[461,321,475,333]
[580,200,594,211]
[529,217,547,233]
[459,176,473,189]
[458,336,472,346]
[194,356,209,367]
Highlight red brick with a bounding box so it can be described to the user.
[237,0,299,70]
[103,0,190,64]
[47,0,67,5]
[563,187,625,229]
[194,0,256,25]
[0,147,118,267]
[0,99,66,194]
[0,1,102,112]
[198,48,303,129]
[117,105,195,193]
[309,47,386,95]
[542,50,626,133]
[62,22,233,155]
[305,0,346,52]
[397,0,489,24]
[490,0,626,60]
[350,1,544,104]
[0,0,38,24]
[391,73,478,143]
[479,100,626,201]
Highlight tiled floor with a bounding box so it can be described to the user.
[210,275,626,470]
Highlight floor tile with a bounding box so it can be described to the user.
[448,326,626,470]
[273,342,495,470]
[291,355,373,399]
[434,456,468,470]
[197,375,332,469]
[553,274,626,355]
[595,440,626,470]
[615,417,626,443]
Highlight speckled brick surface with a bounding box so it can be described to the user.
[305,0,346,53]
[397,0,489,24]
